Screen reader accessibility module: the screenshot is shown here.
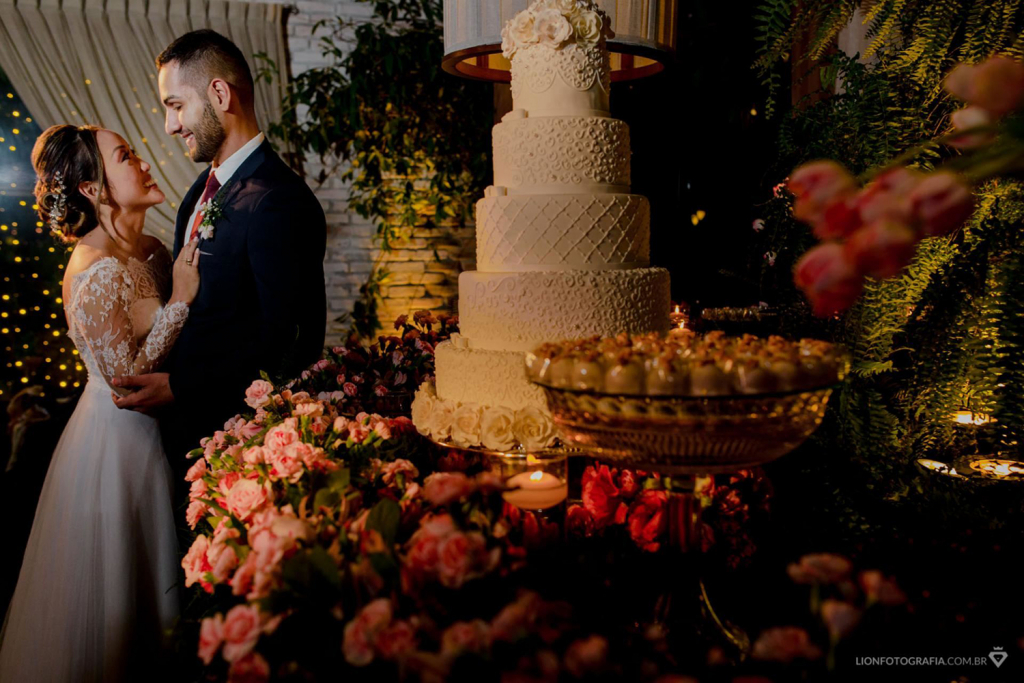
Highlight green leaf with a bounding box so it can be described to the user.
[365,498,401,548]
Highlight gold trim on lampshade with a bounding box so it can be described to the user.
[442,0,677,82]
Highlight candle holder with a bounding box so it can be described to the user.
[951,454,1024,482]
[670,302,690,329]
[488,449,570,512]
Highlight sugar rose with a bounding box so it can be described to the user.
[509,11,538,47]
[426,399,456,441]
[513,406,557,451]
[535,8,573,47]
[572,10,603,47]
[451,403,483,447]
[480,406,517,450]
[410,390,437,437]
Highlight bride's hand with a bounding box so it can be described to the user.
[171,239,201,305]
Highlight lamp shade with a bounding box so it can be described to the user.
[442,0,677,82]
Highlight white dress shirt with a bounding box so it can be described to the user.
[185,131,265,233]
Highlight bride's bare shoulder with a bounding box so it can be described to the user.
[65,242,115,280]
[139,234,168,259]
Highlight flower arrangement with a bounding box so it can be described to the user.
[410,382,558,451]
[500,0,614,59]
[282,311,457,418]
[788,55,1024,316]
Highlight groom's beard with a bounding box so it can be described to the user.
[190,101,227,164]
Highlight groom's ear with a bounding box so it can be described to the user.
[208,78,233,113]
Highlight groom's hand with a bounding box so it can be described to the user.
[111,373,174,414]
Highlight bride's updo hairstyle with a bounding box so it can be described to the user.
[31,124,106,243]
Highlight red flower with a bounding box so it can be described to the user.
[788,160,858,227]
[422,472,476,506]
[793,243,864,317]
[626,490,668,552]
[751,626,823,663]
[375,620,417,660]
[581,465,624,526]
[565,504,596,538]
[787,553,852,584]
[616,469,641,498]
[859,570,908,606]
[908,172,974,237]
[844,219,919,279]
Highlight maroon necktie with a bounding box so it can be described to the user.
[189,172,222,241]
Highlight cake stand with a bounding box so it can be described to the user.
[528,366,845,657]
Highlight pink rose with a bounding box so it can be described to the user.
[245,380,274,409]
[189,478,208,501]
[381,458,419,486]
[375,620,417,660]
[374,384,388,397]
[185,458,208,482]
[422,472,476,506]
[198,614,225,665]
[793,243,863,317]
[844,220,919,279]
[944,56,1024,116]
[182,535,212,590]
[859,570,907,606]
[264,423,300,453]
[907,172,974,237]
[222,604,263,662]
[441,620,491,657]
[312,358,333,373]
[821,599,862,639]
[788,160,858,227]
[342,598,393,666]
[227,651,270,683]
[787,553,852,584]
[225,479,269,521]
[186,500,208,529]
[343,382,359,397]
[949,106,995,148]
[751,626,823,663]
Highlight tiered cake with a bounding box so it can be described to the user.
[412,0,670,450]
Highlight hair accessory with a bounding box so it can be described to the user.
[44,171,68,234]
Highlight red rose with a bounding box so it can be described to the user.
[375,620,417,660]
[627,490,668,552]
[581,465,622,526]
[565,504,596,538]
[616,469,641,498]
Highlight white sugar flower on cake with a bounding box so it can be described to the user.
[501,0,614,59]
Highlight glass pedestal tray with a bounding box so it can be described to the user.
[530,379,842,661]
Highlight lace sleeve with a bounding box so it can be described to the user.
[68,259,189,394]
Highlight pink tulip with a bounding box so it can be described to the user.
[949,106,995,148]
[793,244,864,317]
[907,172,975,237]
[855,167,923,225]
[788,161,858,227]
[821,599,862,640]
[945,56,1024,117]
[844,220,919,279]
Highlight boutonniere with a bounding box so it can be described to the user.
[197,181,231,240]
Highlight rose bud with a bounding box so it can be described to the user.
[948,106,995,148]
[844,220,919,279]
[788,161,858,227]
[794,243,864,317]
[907,172,974,237]
[945,56,1024,117]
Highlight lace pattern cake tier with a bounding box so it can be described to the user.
[434,339,549,411]
[493,115,630,194]
[476,193,649,272]
[511,43,610,116]
[458,267,671,353]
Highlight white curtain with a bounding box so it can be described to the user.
[0,0,289,245]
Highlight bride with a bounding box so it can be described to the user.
[0,124,200,681]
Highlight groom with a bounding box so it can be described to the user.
[113,30,326,484]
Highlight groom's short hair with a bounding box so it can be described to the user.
[157,29,254,103]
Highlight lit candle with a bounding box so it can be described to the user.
[952,409,991,425]
[502,470,568,510]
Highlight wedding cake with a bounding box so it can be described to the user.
[412,0,670,450]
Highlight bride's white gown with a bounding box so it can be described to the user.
[0,248,188,682]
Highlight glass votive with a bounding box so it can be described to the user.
[491,450,569,511]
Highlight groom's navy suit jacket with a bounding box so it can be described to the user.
[161,139,326,480]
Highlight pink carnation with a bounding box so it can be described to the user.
[182,535,213,591]
[244,380,274,409]
[198,614,225,665]
[222,604,263,663]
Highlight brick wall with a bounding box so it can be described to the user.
[245,0,477,346]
